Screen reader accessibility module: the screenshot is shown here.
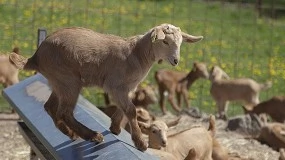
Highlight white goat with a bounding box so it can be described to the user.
[139,116,214,160]
[0,47,20,88]
[9,24,203,151]
[209,65,272,120]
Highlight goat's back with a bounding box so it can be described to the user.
[210,78,261,101]
[252,96,285,122]
[258,123,285,150]
[155,70,186,82]
[166,127,213,160]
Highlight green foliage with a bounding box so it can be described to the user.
[0,0,284,117]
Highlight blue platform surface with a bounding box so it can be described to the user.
[3,74,158,160]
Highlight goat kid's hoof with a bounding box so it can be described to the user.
[133,137,148,151]
[90,132,104,143]
[109,125,121,135]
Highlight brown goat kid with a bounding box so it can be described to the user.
[155,62,209,114]
[243,96,285,123]
[0,47,20,88]
[9,24,203,151]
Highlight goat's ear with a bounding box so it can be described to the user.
[137,91,145,101]
[166,116,181,128]
[151,27,165,42]
[181,32,203,43]
[222,71,230,79]
[138,121,150,134]
[192,62,198,71]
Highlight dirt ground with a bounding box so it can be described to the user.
[0,112,281,160]
[0,113,30,160]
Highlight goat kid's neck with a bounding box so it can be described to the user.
[184,70,200,89]
[129,32,156,71]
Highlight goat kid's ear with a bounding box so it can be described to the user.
[166,116,181,128]
[138,121,150,134]
[181,32,203,43]
[151,27,165,42]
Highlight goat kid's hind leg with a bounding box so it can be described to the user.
[55,86,103,143]
[168,91,181,113]
[109,107,124,135]
[111,91,147,151]
[182,89,190,108]
[44,92,78,140]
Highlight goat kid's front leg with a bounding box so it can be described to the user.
[111,91,147,151]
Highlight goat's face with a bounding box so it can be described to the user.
[135,85,158,105]
[193,62,209,79]
[151,24,203,66]
[209,66,229,81]
[138,121,168,149]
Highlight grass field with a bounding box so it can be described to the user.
[0,0,284,116]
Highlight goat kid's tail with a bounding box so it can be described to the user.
[208,114,216,137]
[259,81,272,91]
[9,52,37,70]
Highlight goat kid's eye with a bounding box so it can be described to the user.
[152,130,156,133]
[163,40,169,45]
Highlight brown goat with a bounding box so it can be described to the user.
[154,62,209,114]
[256,122,285,151]
[9,24,203,151]
[242,96,285,123]
[0,47,20,88]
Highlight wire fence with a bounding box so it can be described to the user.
[0,0,284,116]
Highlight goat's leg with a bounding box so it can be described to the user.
[217,100,228,120]
[176,92,182,108]
[44,92,78,140]
[168,91,181,113]
[182,89,190,108]
[111,91,147,151]
[109,107,124,135]
[158,87,167,114]
[55,86,103,143]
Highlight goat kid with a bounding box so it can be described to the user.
[0,47,20,88]
[9,24,203,151]
[155,62,209,114]
[242,96,285,123]
[139,115,214,160]
[209,65,272,120]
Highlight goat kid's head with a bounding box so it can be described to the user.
[192,62,209,79]
[209,66,230,81]
[151,24,203,66]
[138,117,180,149]
[135,85,158,105]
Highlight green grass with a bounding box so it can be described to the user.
[0,0,284,117]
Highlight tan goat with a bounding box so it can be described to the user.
[242,96,285,123]
[9,24,203,151]
[104,84,157,110]
[139,115,215,160]
[209,65,272,120]
[154,62,209,114]
[0,47,20,88]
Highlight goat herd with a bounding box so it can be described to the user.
[1,24,285,159]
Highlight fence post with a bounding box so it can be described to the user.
[37,28,47,48]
